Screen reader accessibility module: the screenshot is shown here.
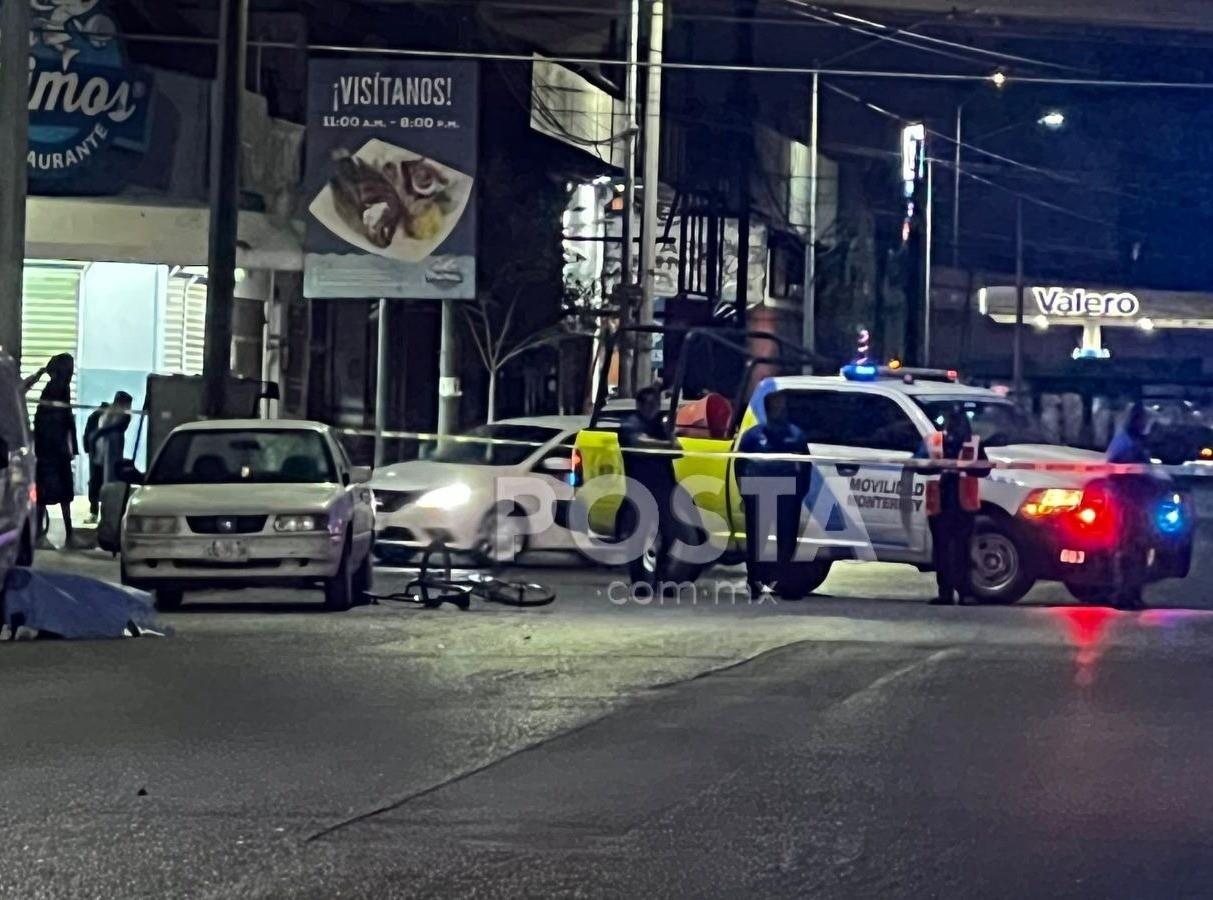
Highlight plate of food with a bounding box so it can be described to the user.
[309,138,474,263]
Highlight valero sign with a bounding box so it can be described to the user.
[1032,286,1140,319]
[20,0,152,187]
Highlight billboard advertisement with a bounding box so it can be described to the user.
[304,58,478,299]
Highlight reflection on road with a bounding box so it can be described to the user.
[1049,606,1119,686]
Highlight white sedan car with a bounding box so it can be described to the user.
[121,420,376,611]
[371,416,588,565]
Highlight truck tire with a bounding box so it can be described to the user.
[154,589,184,611]
[771,561,832,600]
[626,517,705,590]
[968,514,1035,605]
[1065,582,1108,605]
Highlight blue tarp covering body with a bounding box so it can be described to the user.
[2,569,161,639]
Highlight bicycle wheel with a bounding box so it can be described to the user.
[482,579,555,607]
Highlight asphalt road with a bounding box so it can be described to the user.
[5,522,1213,898]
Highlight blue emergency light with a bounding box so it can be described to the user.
[1156,494,1185,535]
[841,363,879,382]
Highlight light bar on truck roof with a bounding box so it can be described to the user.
[841,364,959,383]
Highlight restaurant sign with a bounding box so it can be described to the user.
[18,0,152,186]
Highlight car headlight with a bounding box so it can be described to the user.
[274,513,328,533]
[127,515,178,535]
[416,483,472,510]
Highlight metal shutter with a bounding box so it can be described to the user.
[162,275,208,375]
[21,261,84,419]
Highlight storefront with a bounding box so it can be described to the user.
[21,198,304,476]
[12,0,308,484]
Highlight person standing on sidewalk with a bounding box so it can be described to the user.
[84,391,133,523]
[33,354,82,550]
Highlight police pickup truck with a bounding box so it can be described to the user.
[572,365,1192,605]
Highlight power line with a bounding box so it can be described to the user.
[782,0,1087,74]
[822,81,1158,212]
[100,29,1213,89]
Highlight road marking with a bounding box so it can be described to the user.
[834,648,960,710]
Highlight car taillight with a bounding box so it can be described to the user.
[1061,485,1118,549]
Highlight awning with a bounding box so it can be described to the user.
[25,196,304,272]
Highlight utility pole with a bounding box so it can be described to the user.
[923,159,934,366]
[437,298,460,437]
[617,0,641,397]
[636,0,663,386]
[203,0,248,418]
[1013,197,1025,398]
[373,299,390,468]
[0,0,30,361]
[952,103,962,268]
[733,0,757,325]
[803,70,820,359]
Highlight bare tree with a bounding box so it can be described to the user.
[463,287,591,423]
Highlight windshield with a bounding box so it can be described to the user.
[427,424,559,467]
[915,398,1055,447]
[148,429,338,485]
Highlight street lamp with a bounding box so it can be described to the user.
[951,72,1008,266]
[952,107,1067,265]
[1039,110,1066,130]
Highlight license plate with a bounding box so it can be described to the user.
[206,539,248,562]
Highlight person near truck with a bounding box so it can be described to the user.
[1106,401,1152,465]
[83,391,134,523]
[1103,402,1156,610]
[617,385,678,581]
[32,354,82,550]
[737,391,810,594]
[921,403,988,606]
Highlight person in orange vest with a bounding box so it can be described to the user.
[919,403,988,605]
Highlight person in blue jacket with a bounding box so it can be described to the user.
[737,391,809,593]
[1106,402,1153,465]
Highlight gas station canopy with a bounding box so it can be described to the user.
[979,284,1213,331]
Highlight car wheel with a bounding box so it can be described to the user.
[15,522,33,567]
[474,511,527,567]
[968,515,1034,605]
[352,544,373,606]
[373,545,415,567]
[771,561,833,600]
[154,589,184,612]
[324,537,354,611]
[627,519,664,589]
[625,519,704,589]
